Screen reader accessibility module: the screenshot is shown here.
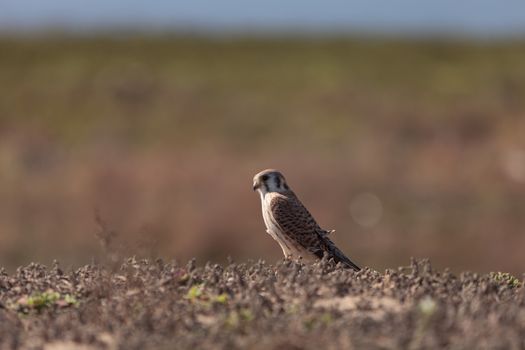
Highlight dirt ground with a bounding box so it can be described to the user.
[0,258,523,350]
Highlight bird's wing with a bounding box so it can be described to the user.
[270,194,360,271]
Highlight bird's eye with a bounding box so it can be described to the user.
[261,175,269,181]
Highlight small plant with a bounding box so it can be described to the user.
[225,308,254,328]
[319,312,333,325]
[239,308,254,322]
[303,312,333,331]
[185,284,229,306]
[409,296,438,350]
[213,293,229,304]
[61,294,79,307]
[25,291,60,310]
[14,290,79,313]
[418,296,437,316]
[490,272,522,288]
[185,284,204,301]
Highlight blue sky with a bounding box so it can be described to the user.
[2,0,525,37]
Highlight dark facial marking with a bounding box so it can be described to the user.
[283,183,289,190]
[261,174,269,182]
[275,176,281,189]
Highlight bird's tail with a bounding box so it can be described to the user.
[323,238,361,271]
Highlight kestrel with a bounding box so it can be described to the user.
[253,169,360,271]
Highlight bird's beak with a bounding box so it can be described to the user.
[253,182,259,191]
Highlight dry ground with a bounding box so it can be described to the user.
[0,258,523,349]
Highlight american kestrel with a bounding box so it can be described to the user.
[253,169,360,271]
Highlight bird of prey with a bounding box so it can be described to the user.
[253,169,360,271]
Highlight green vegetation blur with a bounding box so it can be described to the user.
[1,36,524,274]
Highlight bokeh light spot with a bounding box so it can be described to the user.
[349,192,383,228]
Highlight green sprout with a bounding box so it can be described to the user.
[225,308,254,328]
[26,291,60,310]
[62,294,79,307]
[14,290,79,313]
[186,284,204,301]
[490,272,522,288]
[239,308,254,322]
[303,312,333,331]
[418,296,437,317]
[213,293,229,304]
[319,312,333,325]
[409,296,438,350]
[185,284,229,306]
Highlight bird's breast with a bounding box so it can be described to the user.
[260,193,308,258]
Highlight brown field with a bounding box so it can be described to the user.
[0,258,523,349]
[0,36,525,275]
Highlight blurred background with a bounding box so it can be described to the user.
[1,1,525,274]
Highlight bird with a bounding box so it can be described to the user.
[253,169,360,271]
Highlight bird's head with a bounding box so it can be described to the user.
[253,169,290,195]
